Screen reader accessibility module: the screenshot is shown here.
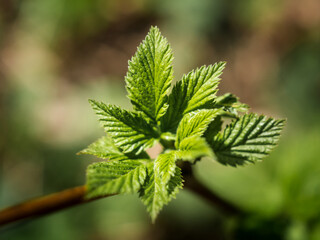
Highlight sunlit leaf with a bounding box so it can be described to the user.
[125,26,173,121]
[212,114,285,166]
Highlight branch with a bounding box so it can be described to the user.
[0,164,241,227]
[0,186,115,227]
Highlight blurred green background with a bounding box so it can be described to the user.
[0,0,320,239]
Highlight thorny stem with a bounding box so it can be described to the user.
[0,164,241,227]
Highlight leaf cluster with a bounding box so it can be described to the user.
[79,27,285,222]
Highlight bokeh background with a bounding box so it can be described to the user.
[0,0,320,239]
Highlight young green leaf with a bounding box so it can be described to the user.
[125,26,173,121]
[175,109,222,148]
[212,114,285,166]
[89,100,159,154]
[78,136,129,161]
[166,166,183,199]
[86,160,147,198]
[175,136,214,162]
[161,62,225,132]
[154,153,176,185]
[139,163,167,222]
[81,26,286,224]
[214,93,249,116]
[154,136,213,165]
[140,162,183,222]
[78,136,149,161]
[204,116,223,144]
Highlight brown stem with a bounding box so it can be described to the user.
[0,185,115,227]
[0,165,241,227]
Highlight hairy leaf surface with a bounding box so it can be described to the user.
[125,26,173,121]
[212,114,285,166]
[204,116,223,144]
[140,162,183,222]
[176,109,222,147]
[162,62,225,132]
[175,136,214,162]
[154,153,176,185]
[214,93,249,116]
[82,26,286,223]
[90,100,159,154]
[78,136,149,161]
[86,160,147,198]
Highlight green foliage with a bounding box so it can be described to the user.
[161,63,225,132]
[89,100,159,154]
[80,26,285,222]
[139,162,183,222]
[175,109,222,147]
[125,26,173,122]
[214,93,249,116]
[212,114,285,166]
[175,136,214,162]
[78,136,148,161]
[86,160,147,198]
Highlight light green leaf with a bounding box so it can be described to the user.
[212,114,285,166]
[140,162,183,222]
[78,136,149,161]
[81,26,287,224]
[86,160,147,198]
[166,166,183,200]
[161,62,225,132]
[214,93,249,116]
[154,153,176,185]
[89,100,159,154]
[175,136,214,162]
[139,163,167,222]
[160,132,176,141]
[125,26,173,121]
[155,136,213,166]
[78,136,128,161]
[176,109,222,148]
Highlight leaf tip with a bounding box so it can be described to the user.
[220,61,227,66]
[76,150,84,156]
[149,25,160,33]
[88,99,99,109]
